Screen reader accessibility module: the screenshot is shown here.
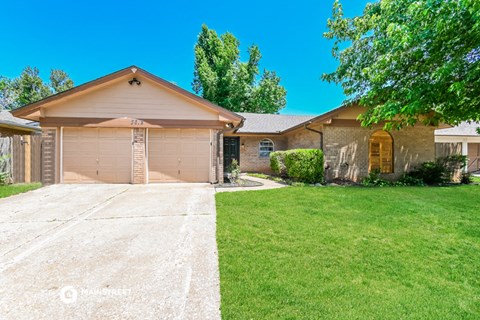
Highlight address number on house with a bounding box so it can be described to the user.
[130,119,144,126]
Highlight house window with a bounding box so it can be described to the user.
[369,130,393,173]
[259,139,274,157]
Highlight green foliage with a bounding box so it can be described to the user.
[437,154,467,181]
[323,0,480,128]
[1,66,74,110]
[12,66,51,108]
[362,169,391,187]
[283,149,324,183]
[461,173,473,185]
[0,183,41,198]
[269,151,287,177]
[247,173,285,183]
[193,24,287,113]
[227,159,241,183]
[395,174,425,186]
[50,69,74,93]
[404,156,467,185]
[408,161,447,185]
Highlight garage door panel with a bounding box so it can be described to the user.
[148,129,211,183]
[63,128,132,184]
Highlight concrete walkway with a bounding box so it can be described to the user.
[215,174,287,193]
[0,184,220,320]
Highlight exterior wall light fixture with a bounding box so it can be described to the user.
[128,78,141,86]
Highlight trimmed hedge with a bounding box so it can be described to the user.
[270,151,287,177]
[270,149,324,183]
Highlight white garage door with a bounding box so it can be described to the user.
[63,128,132,183]
[148,129,211,182]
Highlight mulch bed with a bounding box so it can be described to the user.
[216,178,263,188]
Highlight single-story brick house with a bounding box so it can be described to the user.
[435,122,480,172]
[12,66,440,184]
[226,106,439,182]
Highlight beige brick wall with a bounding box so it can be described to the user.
[286,128,321,149]
[323,125,436,182]
[41,128,56,185]
[133,128,145,184]
[238,135,287,173]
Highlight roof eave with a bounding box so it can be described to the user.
[11,65,243,123]
[0,121,41,132]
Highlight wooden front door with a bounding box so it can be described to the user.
[223,137,240,172]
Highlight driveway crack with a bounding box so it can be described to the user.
[0,188,130,272]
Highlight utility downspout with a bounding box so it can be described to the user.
[304,122,323,150]
[214,118,245,183]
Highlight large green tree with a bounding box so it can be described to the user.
[0,66,74,110]
[193,25,287,113]
[323,0,480,129]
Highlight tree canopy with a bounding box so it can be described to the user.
[0,66,74,110]
[193,25,287,114]
[323,0,480,129]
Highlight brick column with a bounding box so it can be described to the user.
[133,128,146,184]
[218,132,224,183]
[41,128,56,185]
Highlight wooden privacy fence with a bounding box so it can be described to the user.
[0,134,41,184]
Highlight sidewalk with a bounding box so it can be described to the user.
[215,174,287,193]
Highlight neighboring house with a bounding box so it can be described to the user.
[226,105,439,182]
[435,122,480,173]
[0,110,42,183]
[12,66,440,184]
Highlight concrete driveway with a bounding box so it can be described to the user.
[0,184,220,320]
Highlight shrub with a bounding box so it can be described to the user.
[437,155,467,182]
[362,169,391,187]
[283,149,324,183]
[228,159,241,184]
[408,161,447,185]
[461,173,473,184]
[395,174,425,186]
[270,151,287,177]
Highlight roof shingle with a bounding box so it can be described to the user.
[236,112,316,134]
[435,122,480,136]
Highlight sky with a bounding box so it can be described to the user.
[0,0,370,115]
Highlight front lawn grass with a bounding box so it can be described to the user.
[0,183,41,199]
[216,185,480,319]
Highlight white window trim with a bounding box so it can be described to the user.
[259,138,274,158]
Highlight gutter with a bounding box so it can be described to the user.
[0,121,41,132]
[304,123,323,150]
[214,118,245,183]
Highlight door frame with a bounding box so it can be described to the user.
[223,136,240,173]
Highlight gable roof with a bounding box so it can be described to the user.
[11,66,243,122]
[0,110,40,132]
[235,112,316,134]
[435,121,480,136]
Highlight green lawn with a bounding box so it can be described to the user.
[216,185,480,319]
[0,183,41,199]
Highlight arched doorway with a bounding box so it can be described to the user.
[369,130,393,173]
